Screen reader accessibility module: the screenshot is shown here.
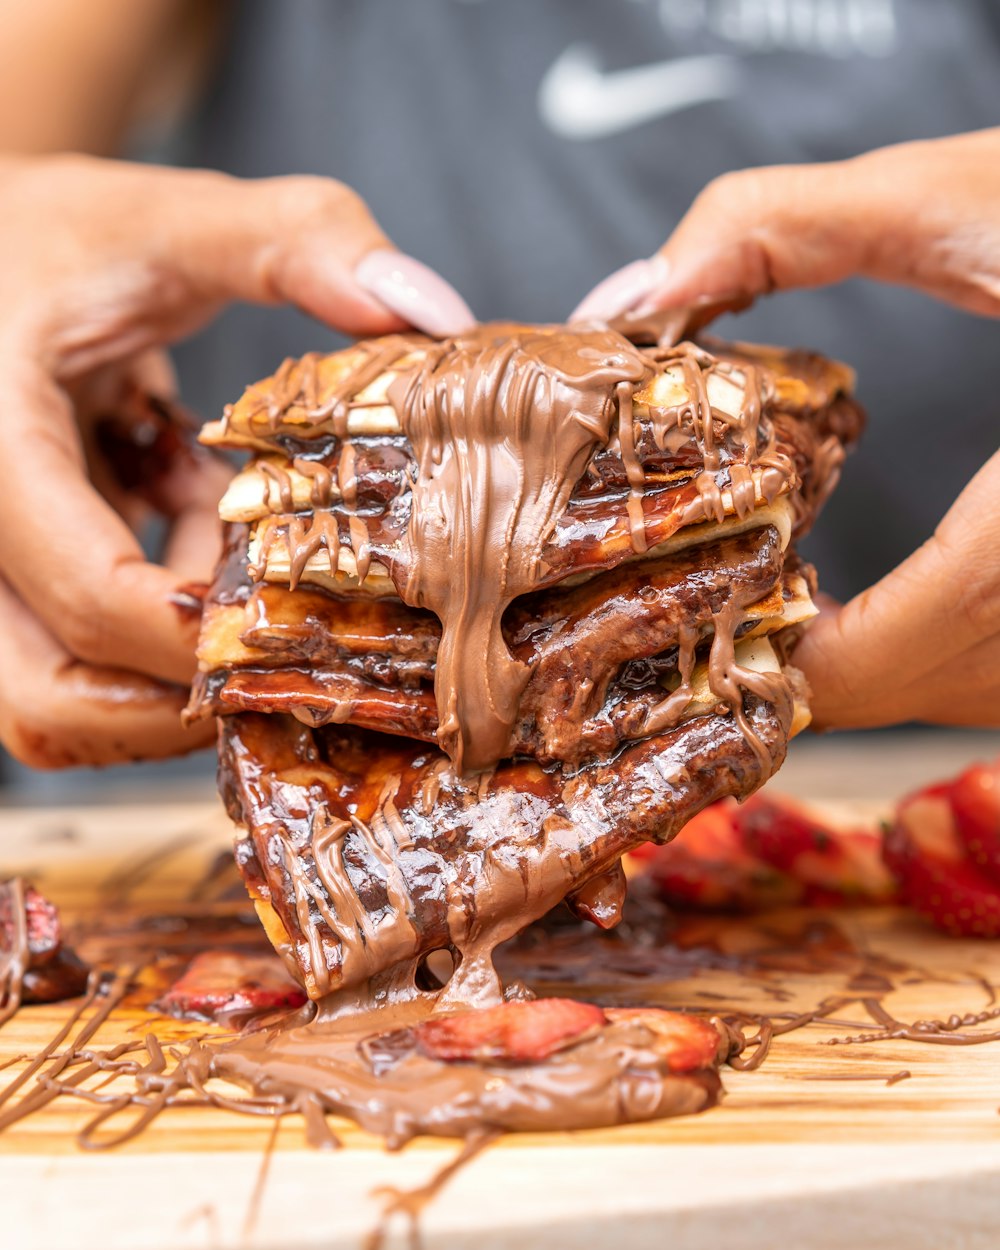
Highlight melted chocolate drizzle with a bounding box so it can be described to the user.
[231,326,803,774]
[388,325,652,771]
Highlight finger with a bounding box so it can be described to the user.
[198,178,475,337]
[0,576,213,769]
[77,352,185,525]
[162,496,226,587]
[572,160,864,324]
[794,450,1000,729]
[0,355,202,684]
[128,347,178,399]
[17,161,474,374]
[572,130,1000,326]
[888,633,1000,728]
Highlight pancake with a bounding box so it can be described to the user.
[191,320,860,1060]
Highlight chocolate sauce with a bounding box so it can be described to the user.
[192,997,722,1145]
[229,339,421,440]
[387,325,651,771]
[801,1070,912,1085]
[208,326,850,774]
[390,332,790,775]
[365,1129,498,1250]
[2,898,997,1160]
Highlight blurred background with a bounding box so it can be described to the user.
[1,0,998,803]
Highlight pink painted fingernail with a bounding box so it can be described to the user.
[354,249,476,337]
[570,255,670,323]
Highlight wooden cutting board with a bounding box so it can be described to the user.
[2,787,1000,1250]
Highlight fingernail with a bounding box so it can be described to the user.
[354,249,476,337]
[570,255,670,324]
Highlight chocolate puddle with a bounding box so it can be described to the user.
[4,897,998,1149]
[2,891,999,1248]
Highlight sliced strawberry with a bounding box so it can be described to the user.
[632,801,804,911]
[735,795,897,905]
[415,998,606,1064]
[884,785,1000,938]
[604,1007,722,1072]
[950,760,1000,886]
[157,950,307,1022]
[22,886,63,958]
[1,879,89,1003]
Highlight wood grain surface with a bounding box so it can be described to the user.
[1,748,1000,1250]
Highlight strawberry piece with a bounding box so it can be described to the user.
[735,795,896,906]
[22,886,63,958]
[950,760,1000,887]
[884,785,1000,938]
[604,1007,722,1072]
[415,998,606,1064]
[632,801,804,911]
[1,879,89,1003]
[157,950,307,1022]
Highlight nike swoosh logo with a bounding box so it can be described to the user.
[539,44,741,140]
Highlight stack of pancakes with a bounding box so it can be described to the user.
[188,323,861,1000]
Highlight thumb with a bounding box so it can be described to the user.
[21,159,475,375]
[793,449,1000,730]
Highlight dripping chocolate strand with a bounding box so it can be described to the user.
[800,1070,912,1085]
[259,461,295,514]
[286,514,343,590]
[387,325,651,771]
[366,1128,500,1250]
[291,457,336,510]
[615,379,648,554]
[0,967,135,1130]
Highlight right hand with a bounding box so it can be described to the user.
[572,127,1000,326]
[0,154,473,768]
[572,128,1000,731]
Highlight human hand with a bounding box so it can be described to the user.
[571,128,1000,327]
[0,154,474,767]
[572,129,1000,730]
